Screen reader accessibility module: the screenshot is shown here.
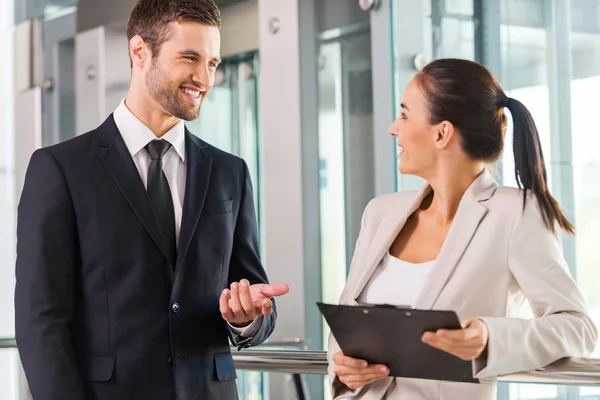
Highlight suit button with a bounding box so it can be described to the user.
[168,357,172,366]
[172,303,180,313]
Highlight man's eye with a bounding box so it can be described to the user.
[184,56,196,62]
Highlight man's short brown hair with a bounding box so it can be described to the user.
[126,0,221,59]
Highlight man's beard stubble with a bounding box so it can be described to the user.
[145,58,202,121]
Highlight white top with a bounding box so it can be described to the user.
[112,99,260,338]
[358,253,435,307]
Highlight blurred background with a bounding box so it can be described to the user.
[0,0,599,399]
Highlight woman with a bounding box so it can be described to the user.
[327,58,598,400]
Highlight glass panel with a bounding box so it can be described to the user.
[318,39,347,350]
[318,27,373,400]
[499,23,553,190]
[571,0,600,360]
[509,384,557,399]
[393,0,477,191]
[439,19,475,59]
[444,0,473,16]
[14,0,76,24]
[187,65,235,152]
[580,385,600,398]
[2,2,21,398]
[236,371,265,400]
[425,1,476,61]
[0,0,16,340]
[0,349,21,400]
[239,55,261,230]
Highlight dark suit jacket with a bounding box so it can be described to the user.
[15,115,276,400]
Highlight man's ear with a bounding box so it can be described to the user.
[129,35,148,68]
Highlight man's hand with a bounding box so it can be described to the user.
[219,279,289,326]
[421,317,489,361]
[333,351,389,390]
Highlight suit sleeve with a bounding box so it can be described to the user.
[15,149,85,399]
[226,159,274,349]
[474,196,598,377]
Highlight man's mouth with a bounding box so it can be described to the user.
[180,86,202,100]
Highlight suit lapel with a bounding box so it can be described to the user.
[415,171,497,309]
[176,130,212,270]
[97,115,173,269]
[350,187,432,302]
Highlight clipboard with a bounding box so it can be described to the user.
[318,302,479,383]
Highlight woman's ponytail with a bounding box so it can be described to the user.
[504,97,574,234]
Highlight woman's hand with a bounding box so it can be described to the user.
[421,317,489,361]
[333,351,390,390]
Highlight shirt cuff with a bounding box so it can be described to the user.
[227,316,263,341]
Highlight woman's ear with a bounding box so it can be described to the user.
[434,121,455,150]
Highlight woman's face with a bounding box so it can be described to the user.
[388,78,440,177]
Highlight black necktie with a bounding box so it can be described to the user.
[145,140,177,267]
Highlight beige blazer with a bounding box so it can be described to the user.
[327,171,598,400]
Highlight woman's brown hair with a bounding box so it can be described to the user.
[417,58,573,234]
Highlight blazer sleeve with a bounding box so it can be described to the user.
[15,149,86,400]
[226,159,275,349]
[474,195,598,378]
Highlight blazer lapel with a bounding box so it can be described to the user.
[98,115,173,267]
[176,130,212,270]
[415,170,497,309]
[350,186,433,303]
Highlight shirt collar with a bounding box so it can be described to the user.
[113,99,186,162]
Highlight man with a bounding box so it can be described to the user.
[15,0,288,399]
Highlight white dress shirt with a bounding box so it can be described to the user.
[357,252,435,307]
[113,99,260,339]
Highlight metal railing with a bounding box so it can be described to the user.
[232,349,600,386]
[0,337,16,348]
[3,338,600,389]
